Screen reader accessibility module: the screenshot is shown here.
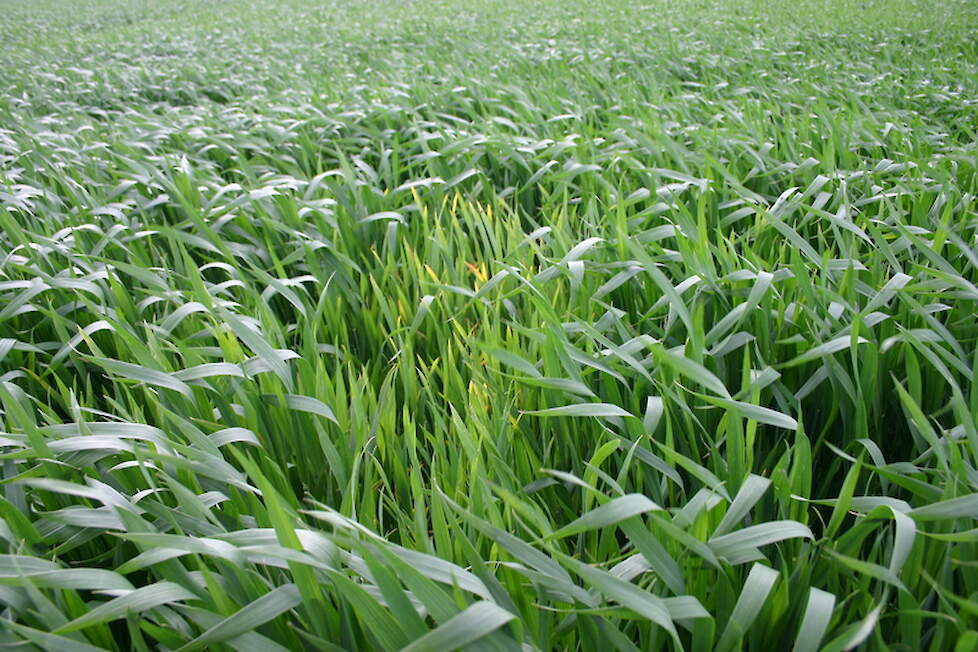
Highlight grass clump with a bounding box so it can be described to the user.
[1,0,978,649]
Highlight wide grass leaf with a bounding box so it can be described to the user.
[0,569,133,591]
[547,494,663,540]
[221,310,294,391]
[784,336,870,368]
[714,563,779,652]
[652,345,730,398]
[57,581,198,633]
[90,357,192,397]
[908,494,978,521]
[265,394,339,424]
[175,584,301,651]
[705,396,798,430]
[793,588,836,652]
[563,556,681,646]
[523,403,633,418]
[401,601,516,652]
[713,475,772,537]
[709,521,814,561]
[7,623,107,652]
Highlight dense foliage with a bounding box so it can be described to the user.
[1,0,977,649]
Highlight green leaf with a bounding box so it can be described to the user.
[401,601,516,652]
[221,310,294,391]
[793,588,836,652]
[713,474,771,537]
[57,581,198,633]
[547,494,662,540]
[563,556,681,647]
[709,521,813,562]
[7,623,107,652]
[175,584,301,651]
[523,402,633,418]
[825,550,907,592]
[173,362,245,381]
[89,357,192,397]
[714,563,779,652]
[485,347,542,378]
[652,345,730,397]
[784,336,870,367]
[908,493,978,521]
[516,376,596,397]
[0,569,133,591]
[264,394,338,424]
[705,396,798,430]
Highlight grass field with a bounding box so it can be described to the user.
[2,0,978,649]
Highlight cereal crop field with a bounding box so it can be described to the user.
[1,0,977,649]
